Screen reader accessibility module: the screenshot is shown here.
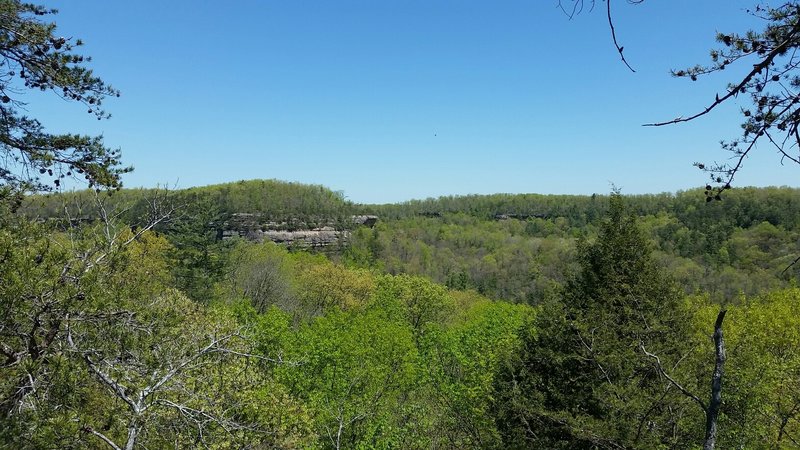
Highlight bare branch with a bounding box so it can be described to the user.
[606,0,636,72]
[703,309,727,450]
[82,426,122,450]
[645,21,800,127]
[640,342,707,413]
[67,324,140,414]
[557,0,590,19]
[781,254,800,275]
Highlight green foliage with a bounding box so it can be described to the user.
[370,274,453,337]
[346,213,574,303]
[0,215,305,448]
[224,241,298,313]
[280,308,420,449]
[21,183,800,304]
[213,244,535,448]
[22,178,355,229]
[8,174,800,449]
[683,288,800,448]
[494,193,697,448]
[163,194,230,302]
[183,179,353,220]
[422,299,530,448]
[294,261,375,318]
[37,1,800,448]
[0,0,128,195]
[349,186,800,303]
[222,240,377,322]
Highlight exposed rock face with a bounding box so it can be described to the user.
[493,213,548,220]
[352,215,378,227]
[220,214,377,248]
[222,227,347,248]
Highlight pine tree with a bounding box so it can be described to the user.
[494,193,697,448]
[0,0,127,198]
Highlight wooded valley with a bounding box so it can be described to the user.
[4,1,800,448]
[5,180,800,448]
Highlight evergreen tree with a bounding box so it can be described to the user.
[164,195,229,303]
[494,193,698,448]
[0,0,128,197]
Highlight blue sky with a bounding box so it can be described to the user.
[30,1,797,203]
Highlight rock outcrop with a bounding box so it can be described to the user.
[219,214,377,248]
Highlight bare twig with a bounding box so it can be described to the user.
[606,0,636,72]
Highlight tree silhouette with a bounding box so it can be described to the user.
[0,1,128,198]
[565,1,800,198]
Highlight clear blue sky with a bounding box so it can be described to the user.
[30,1,796,203]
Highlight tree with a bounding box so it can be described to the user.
[650,2,800,199]
[223,241,307,315]
[0,202,295,448]
[371,274,453,341]
[422,298,529,448]
[0,0,128,198]
[494,193,697,448]
[680,289,800,448]
[565,1,800,198]
[163,194,229,303]
[63,290,269,450]
[294,261,375,319]
[0,197,172,420]
[280,308,420,449]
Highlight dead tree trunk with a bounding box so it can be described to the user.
[703,310,727,450]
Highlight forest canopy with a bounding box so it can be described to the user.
[3,1,800,449]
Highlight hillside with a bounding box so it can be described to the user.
[348,186,800,303]
[21,179,355,223]
[22,181,800,303]
[7,180,800,448]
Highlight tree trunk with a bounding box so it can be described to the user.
[703,310,727,450]
[124,420,138,450]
